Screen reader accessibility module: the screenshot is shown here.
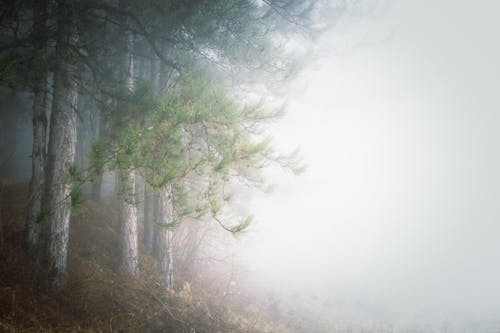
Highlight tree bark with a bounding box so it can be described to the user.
[152,192,160,258]
[75,96,92,172]
[44,0,78,289]
[26,0,48,258]
[156,186,174,289]
[116,0,139,277]
[150,53,160,97]
[143,50,160,253]
[118,169,139,275]
[91,100,104,200]
[135,175,144,225]
[143,185,154,252]
[121,0,134,94]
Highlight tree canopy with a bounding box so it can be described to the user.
[0,0,357,288]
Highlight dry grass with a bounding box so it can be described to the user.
[0,184,292,333]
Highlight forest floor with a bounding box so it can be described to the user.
[0,184,296,333]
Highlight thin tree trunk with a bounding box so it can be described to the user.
[121,0,134,94]
[75,97,86,171]
[26,0,48,258]
[143,184,154,252]
[44,0,78,289]
[91,103,104,200]
[150,53,160,97]
[143,50,160,253]
[118,169,139,275]
[156,186,174,289]
[152,192,160,259]
[136,175,144,225]
[117,0,139,277]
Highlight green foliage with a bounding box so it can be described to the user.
[68,164,83,183]
[27,0,320,235]
[70,185,86,212]
[88,142,107,180]
[154,216,182,230]
[92,65,302,233]
[146,71,299,232]
[229,215,253,235]
[67,165,86,212]
[274,147,307,175]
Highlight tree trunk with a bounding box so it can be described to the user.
[91,101,104,200]
[135,175,144,225]
[156,186,174,289]
[75,101,85,171]
[26,0,48,258]
[75,95,92,172]
[44,0,78,289]
[121,0,134,94]
[117,0,138,277]
[143,185,154,252]
[118,169,139,275]
[143,51,159,253]
[152,192,160,258]
[150,54,160,97]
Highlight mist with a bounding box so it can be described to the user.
[241,0,500,328]
[2,0,500,332]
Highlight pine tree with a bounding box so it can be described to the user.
[1,0,351,290]
[26,0,49,258]
[44,0,79,289]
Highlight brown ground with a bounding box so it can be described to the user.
[0,184,289,333]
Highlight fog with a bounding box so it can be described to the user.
[242,0,500,327]
[2,0,500,331]
[0,90,33,181]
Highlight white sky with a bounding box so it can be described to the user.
[242,0,500,323]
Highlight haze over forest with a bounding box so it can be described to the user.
[1,0,500,332]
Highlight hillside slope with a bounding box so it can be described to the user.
[0,184,289,333]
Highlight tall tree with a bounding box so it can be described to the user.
[3,0,351,289]
[143,52,161,253]
[116,0,139,276]
[143,184,155,251]
[26,0,49,258]
[43,0,79,288]
[156,186,174,288]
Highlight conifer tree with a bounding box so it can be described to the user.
[1,0,352,290]
[44,0,79,288]
[26,0,49,258]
